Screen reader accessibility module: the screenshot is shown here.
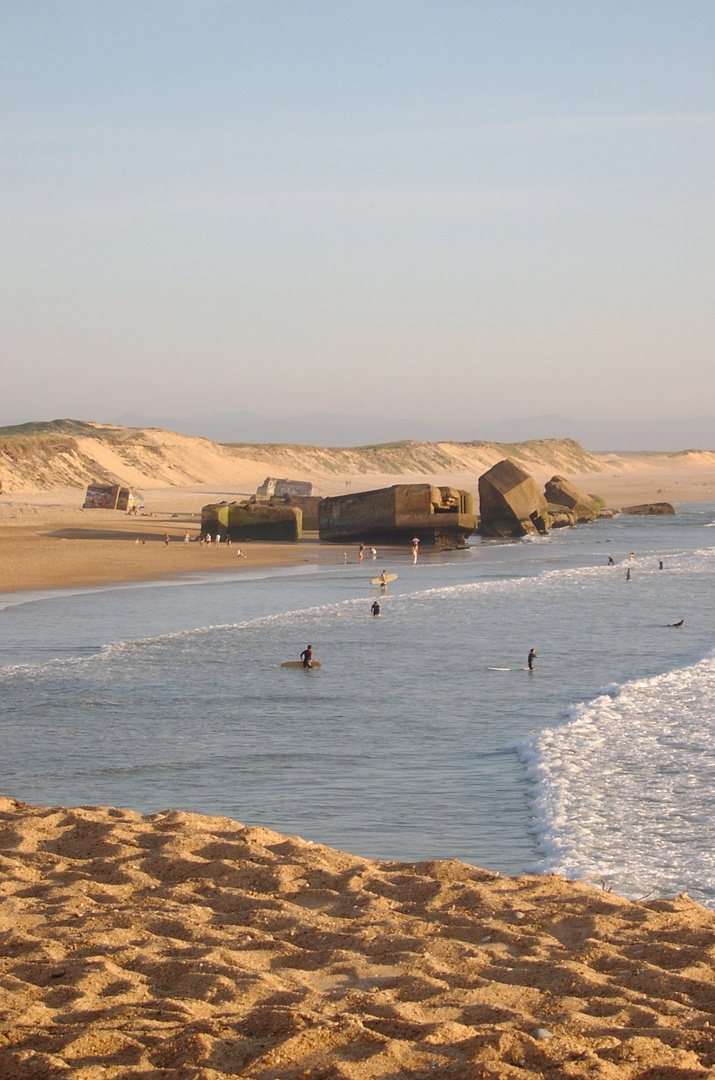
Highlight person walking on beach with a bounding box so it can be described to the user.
[184,531,190,545]
[300,644,313,669]
[164,533,170,547]
[412,537,420,563]
[527,648,536,671]
[371,600,380,616]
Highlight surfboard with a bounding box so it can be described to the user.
[487,666,511,671]
[281,660,322,669]
[370,574,398,585]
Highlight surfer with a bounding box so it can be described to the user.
[380,570,388,587]
[371,600,380,617]
[528,648,536,671]
[300,645,313,669]
[626,567,631,581]
[607,556,615,565]
[669,619,684,628]
[659,559,664,570]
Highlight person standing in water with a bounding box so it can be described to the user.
[412,537,420,564]
[300,645,313,669]
[607,555,615,565]
[380,569,388,587]
[370,600,380,616]
[626,567,632,581]
[528,648,537,671]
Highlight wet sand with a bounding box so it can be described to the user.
[1,798,714,1079]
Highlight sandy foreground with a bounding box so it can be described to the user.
[1,799,714,1080]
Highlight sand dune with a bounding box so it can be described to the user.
[1,798,714,1078]
[2,420,715,510]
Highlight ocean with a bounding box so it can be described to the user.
[1,504,714,906]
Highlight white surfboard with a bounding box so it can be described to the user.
[370,573,398,585]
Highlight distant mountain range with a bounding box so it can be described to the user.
[111,411,715,452]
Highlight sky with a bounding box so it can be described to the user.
[1,1,714,432]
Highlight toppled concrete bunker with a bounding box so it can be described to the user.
[202,501,302,542]
[318,484,477,548]
[83,483,136,511]
[257,477,313,497]
[478,459,550,537]
[620,502,675,516]
[544,475,600,526]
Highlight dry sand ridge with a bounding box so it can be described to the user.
[2,799,715,1079]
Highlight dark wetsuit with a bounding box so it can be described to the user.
[300,647,313,668]
[528,649,536,671]
[371,601,380,616]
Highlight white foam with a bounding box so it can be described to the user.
[517,651,715,905]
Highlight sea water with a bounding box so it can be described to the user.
[1,505,714,906]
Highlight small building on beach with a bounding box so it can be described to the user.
[257,477,313,497]
[82,483,136,511]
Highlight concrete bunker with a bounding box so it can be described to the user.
[318,484,476,549]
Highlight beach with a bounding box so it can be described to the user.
[2,466,715,1078]
[2,445,715,594]
[2,797,715,1079]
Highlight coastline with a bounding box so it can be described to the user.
[1,464,713,595]
[2,796,714,1078]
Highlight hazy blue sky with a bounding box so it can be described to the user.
[2,1,714,429]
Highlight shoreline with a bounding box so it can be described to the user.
[1,479,713,596]
[2,796,714,1078]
